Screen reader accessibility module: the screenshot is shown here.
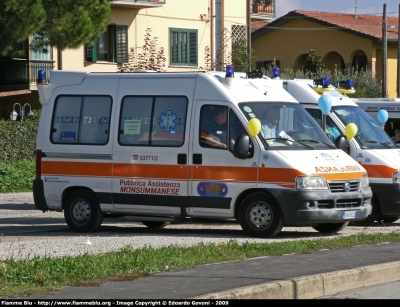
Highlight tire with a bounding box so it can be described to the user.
[142,221,169,229]
[312,222,349,233]
[64,190,104,232]
[238,192,283,238]
[380,216,400,223]
[350,196,380,227]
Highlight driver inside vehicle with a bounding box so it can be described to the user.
[261,107,280,139]
[326,116,341,142]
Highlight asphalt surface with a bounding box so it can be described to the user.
[21,241,400,300]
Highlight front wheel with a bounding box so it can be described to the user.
[64,190,104,232]
[312,222,349,233]
[238,192,283,238]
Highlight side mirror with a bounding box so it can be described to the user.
[233,135,250,159]
[335,135,350,155]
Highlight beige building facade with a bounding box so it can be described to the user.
[2,0,264,119]
[252,10,399,98]
[57,1,247,73]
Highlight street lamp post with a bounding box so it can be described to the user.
[10,102,32,121]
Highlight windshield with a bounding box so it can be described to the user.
[333,105,396,149]
[239,102,334,150]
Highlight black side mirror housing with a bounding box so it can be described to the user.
[233,135,250,159]
[335,135,350,154]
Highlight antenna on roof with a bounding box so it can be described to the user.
[355,0,358,18]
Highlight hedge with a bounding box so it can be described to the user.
[0,120,38,163]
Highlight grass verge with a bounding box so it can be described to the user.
[1,232,400,299]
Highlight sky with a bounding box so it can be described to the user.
[275,0,400,18]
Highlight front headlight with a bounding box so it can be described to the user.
[393,172,400,184]
[296,176,328,189]
[361,174,369,187]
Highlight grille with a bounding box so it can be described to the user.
[336,199,361,208]
[328,180,360,193]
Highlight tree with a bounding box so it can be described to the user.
[0,0,46,55]
[305,49,326,75]
[117,28,166,72]
[232,39,254,72]
[0,0,111,56]
[32,0,111,51]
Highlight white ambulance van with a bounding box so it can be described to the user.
[274,76,400,225]
[33,67,372,238]
[352,98,400,136]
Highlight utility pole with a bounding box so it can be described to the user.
[247,0,252,71]
[397,4,400,97]
[382,3,388,98]
[355,0,358,18]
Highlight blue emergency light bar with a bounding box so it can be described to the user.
[339,79,354,89]
[225,65,234,77]
[314,77,331,88]
[272,67,280,79]
[37,70,47,84]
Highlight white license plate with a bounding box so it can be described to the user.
[343,211,358,219]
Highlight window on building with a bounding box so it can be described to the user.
[232,25,247,43]
[51,95,112,145]
[31,34,51,60]
[170,28,197,66]
[119,96,188,147]
[85,24,128,63]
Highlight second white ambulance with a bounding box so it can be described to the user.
[276,76,400,225]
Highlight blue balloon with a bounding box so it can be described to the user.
[318,95,332,115]
[377,109,388,124]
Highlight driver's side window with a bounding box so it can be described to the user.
[326,116,342,142]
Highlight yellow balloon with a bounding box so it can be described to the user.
[248,118,261,136]
[345,123,357,140]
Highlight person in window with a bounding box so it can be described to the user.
[261,107,280,139]
[201,106,228,148]
[392,129,400,143]
[326,117,341,141]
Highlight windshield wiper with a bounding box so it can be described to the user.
[361,140,392,148]
[266,137,314,150]
[297,139,337,149]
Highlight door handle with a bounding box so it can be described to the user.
[193,153,202,165]
[177,153,187,164]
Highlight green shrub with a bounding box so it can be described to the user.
[0,120,38,163]
[0,161,35,192]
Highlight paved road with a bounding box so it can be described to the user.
[2,192,400,299]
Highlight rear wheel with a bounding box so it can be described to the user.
[312,222,349,233]
[64,190,104,232]
[142,221,169,229]
[350,196,380,226]
[238,192,283,238]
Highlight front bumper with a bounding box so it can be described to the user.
[269,186,372,226]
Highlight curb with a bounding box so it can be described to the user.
[192,261,400,299]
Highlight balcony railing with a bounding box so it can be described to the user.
[0,59,54,93]
[251,1,275,19]
[110,0,165,9]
